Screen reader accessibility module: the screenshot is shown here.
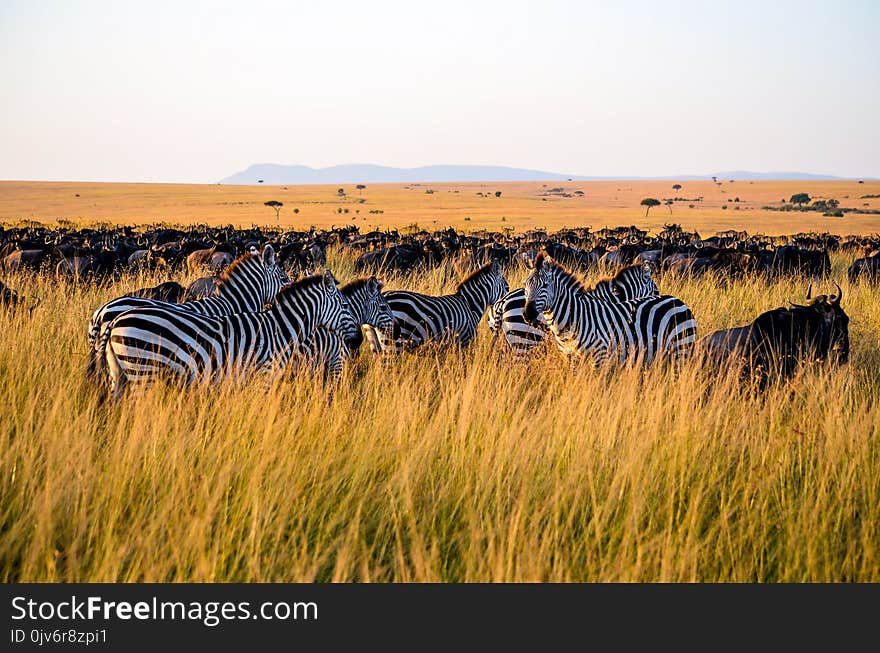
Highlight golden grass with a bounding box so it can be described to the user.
[2,179,880,235]
[1,250,879,582]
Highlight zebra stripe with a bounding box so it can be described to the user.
[104,271,356,399]
[489,262,659,359]
[87,246,290,378]
[365,261,509,353]
[523,254,696,366]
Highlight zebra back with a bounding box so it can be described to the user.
[369,261,509,352]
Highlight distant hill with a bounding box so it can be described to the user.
[219,164,862,185]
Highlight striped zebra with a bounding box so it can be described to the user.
[364,261,509,353]
[103,271,357,399]
[488,262,659,359]
[281,276,393,384]
[338,276,394,352]
[87,246,289,379]
[522,253,697,366]
[284,326,350,386]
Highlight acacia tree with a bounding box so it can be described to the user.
[264,200,283,221]
[672,183,682,192]
[640,197,661,216]
[356,184,366,194]
[790,193,811,205]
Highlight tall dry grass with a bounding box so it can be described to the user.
[1,251,878,581]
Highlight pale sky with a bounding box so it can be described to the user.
[1,0,878,182]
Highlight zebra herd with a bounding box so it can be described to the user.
[86,245,706,400]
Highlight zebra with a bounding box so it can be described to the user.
[337,276,394,353]
[103,270,357,400]
[362,261,509,353]
[283,276,393,384]
[87,246,289,379]
[283,326,351,386]
[488,262,659,359]
[522,253,697,366]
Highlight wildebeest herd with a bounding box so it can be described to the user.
[0,222,874,398]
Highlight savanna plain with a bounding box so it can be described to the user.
[2,180,879,582]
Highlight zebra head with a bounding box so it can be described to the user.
[216,245,290,310]
[523,252,558,325]
[261,245,292,298]
[320,270,360,341]
[609,262,658,300]
[340,276,393,331]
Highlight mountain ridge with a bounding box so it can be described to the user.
[219,163,868,185]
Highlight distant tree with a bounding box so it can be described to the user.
[338,188,345,197]
[640,197,661,217]
[711,176,717,184]
[672,184,682,192]
[664,199,674,214]
[293,208,300,215]
[258,179,264,184]
[790,193,811,205]
[264,200,283,221]
[495,191,502,198]
[356,184,366,194]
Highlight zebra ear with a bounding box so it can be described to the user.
[368,276,383,293]
[322,269,337,292]
[262,245,276,266]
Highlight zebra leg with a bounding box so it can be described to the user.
[104,339,129,403]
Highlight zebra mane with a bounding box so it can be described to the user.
[537,253,590,296]
[456,261,498,292]
[215,252,259,289]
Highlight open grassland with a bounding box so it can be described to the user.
[2,179,880,235]
[2,248,879,582]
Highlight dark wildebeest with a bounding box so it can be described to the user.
[3,249,49,272]
[848,253,880,283]
[0,279,40,313]
[700,285,849,382]
[128,281,187,303]
[183,276,219,301]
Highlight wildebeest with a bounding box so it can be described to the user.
[128,281,187,302]
[0,279,39,313]
[701,285,849,381]
[184,276,219,301]
[848,252,880,283]
[186,245,235,275]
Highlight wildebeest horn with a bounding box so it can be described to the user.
[805,284,812,300]
[832,283,842,305]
